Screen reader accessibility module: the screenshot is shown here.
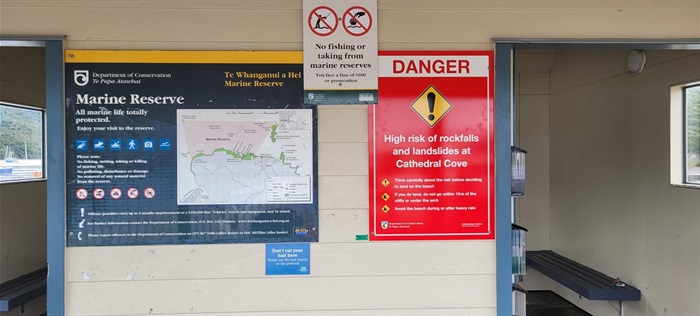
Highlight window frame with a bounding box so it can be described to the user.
[0,100,47,184]
[670,80,700,188]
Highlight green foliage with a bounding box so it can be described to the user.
[686,87,700,157]
[0,104,43,159]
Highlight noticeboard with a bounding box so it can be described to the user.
[65,50,318,246]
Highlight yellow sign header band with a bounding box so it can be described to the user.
[66,50,302,64]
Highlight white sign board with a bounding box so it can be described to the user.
[303,0,378,105]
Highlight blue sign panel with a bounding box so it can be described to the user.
[266,243,310,275]
[65,51,318,247]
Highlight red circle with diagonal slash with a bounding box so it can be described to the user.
[144,187,156,199]
[308,6,338,36]
[110,188,122,199]
[127,187,139,199]
[343,6,372,36]
[76,188,88,200]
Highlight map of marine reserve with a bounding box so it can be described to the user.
[177,109,313,205]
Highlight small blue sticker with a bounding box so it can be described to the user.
[76,139,88,151]
[266,243,310,276]
[93,139,105,151]
[110,139,122,150]
[159,139,171,150]
[143,139,155,151]
[126,139,138,151]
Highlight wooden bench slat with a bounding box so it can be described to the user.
[0,267,48,312]
[3,281,46,311]
[527,250,641,301]
[0,268,46,296]
[533,252,613,290]
[532,254,613,299]
[544,253,614,287]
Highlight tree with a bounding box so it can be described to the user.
[686,86,700,168]
[0,104,43,160]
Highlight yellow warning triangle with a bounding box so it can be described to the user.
[410,85,452,127]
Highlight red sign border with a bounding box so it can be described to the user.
[369,50,495,241]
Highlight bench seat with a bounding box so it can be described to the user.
[526,250,640,301]
[0,267,47,311]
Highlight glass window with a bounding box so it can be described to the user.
[685,84,700,184]
[0,102,45,183]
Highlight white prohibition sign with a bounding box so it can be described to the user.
[93,188,105,200]
[76,188,88,200]
[308,6,338,36]
[144,187,156,199]
[343,6,372,36]
[127,187,139,199]
[111,188,122,199]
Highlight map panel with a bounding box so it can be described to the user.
[177,109,313,205]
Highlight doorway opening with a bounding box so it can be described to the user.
[496,40,700,316]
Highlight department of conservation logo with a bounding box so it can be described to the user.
[381,221,388,229]
[74,70,89,86]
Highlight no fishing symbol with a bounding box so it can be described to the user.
[309,6,338,36]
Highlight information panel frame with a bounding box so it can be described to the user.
[65,50,318,247]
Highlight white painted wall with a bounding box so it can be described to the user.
[0,47,48,315]
[514,50,554,251]
[521,50,700,315]
[1,0,699,315]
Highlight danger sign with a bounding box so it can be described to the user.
[379,55,490,78]
[369,51,494,241]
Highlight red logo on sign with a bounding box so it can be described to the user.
[343,6,372,36]
[308,6,338,36]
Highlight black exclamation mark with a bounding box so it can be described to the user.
[427,92,436,121]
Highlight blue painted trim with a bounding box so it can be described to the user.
[494,43,513,316]
[45,39,65,316]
